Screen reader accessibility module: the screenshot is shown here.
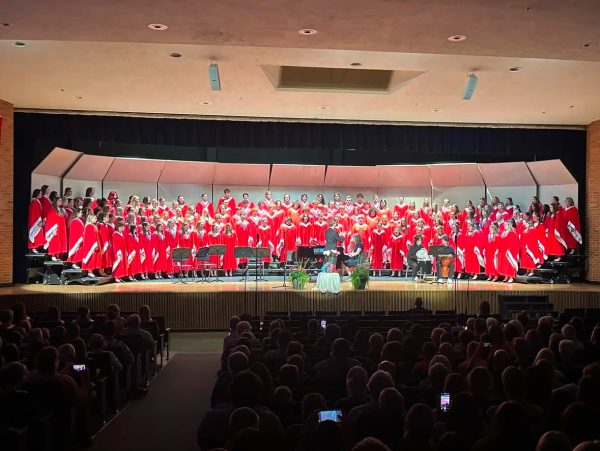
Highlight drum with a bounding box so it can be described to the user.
[439,255,453,278]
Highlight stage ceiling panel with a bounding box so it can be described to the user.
[159,161,216,184]
[270,165,325,187]
[429,163,484,187]
[526,159,577,186]
[64,154,114,181]
[325,166,379,188]
[104,158,166,182]
[377,165,430,187]
[33,147,82,176]
[213,163,270,186]
[478,162,536,187]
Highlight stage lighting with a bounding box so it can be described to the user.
[209,63,221,91]
[462,73,478,100]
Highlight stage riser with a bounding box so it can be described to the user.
[2,290,600,330]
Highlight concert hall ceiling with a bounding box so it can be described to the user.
[0,0,599,125]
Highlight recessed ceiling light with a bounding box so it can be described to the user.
[509,66,522,72]
[1,22,11,27]
[524,7,533,12]
[350,62,362,67]
[169,52,182,58]
[542,110,549,114]
[13,41,26,47]
[147,23,168,31]
[432,108,442,112]
[447,35,466,42]
[75,96,83,100]
[319,105,330,110]
[570,105,575,109]
[583,42,595,48]
[298,28,318,36]
[200,101,212,106]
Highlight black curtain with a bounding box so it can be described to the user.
[13,112,586,282]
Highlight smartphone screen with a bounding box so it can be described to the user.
[259,321,263,331]
[440,393,451,412]
[320,319,327,329]
[483,342,492,348]
[318,410,342,423]
[73,364,86,372]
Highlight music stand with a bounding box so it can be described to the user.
[172,248,192,284]
[252,247,270,282]
[273,250,295,289]
[195,246,213,283]
[235,247,256,282]
[208,245,226,282]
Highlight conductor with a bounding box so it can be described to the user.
[324,220,344,251]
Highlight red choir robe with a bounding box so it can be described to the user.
[112,231,128,278]
[67,218,85,264]
[195,201,215,218]
[165,229,178,273]
[334,224,349,253]
[562,205,582,249]
[44,209,66,256]
[277,223,298,261]
[543,214,566,256]
[257,224,274,261]
[394,203,409,218]
[28,198,46,249]
[177,230,196,267]
[217,197,236,212]
[484,233,500,277]
[388,234,406,271]
[222,232,238,270]
[152,232,168,273]
[520,227,541,271]
[98,223,113,269]
[126,233,141,276]
[498,229,520,278]
[40,196,52,219]
[81,223,101,271]
[451,233,464,274]
[140,231,155,274]
[464,231,483,275]
[234,220,256,264]
[369,229,387,270]
[312,220,328,245]
[366,215,379,230]
[352,223,371,250]
[297,222,313,246]
[206,231,223,267]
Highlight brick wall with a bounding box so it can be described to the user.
[587,120,600,282]
[0,99,14,285]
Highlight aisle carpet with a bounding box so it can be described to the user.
[89,353,220,451]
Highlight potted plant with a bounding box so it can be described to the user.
[289,259,310,290]
[350,263,370,290]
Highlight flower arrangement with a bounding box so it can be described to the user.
[322,250,338,273]
[289,258,310,290]
[350,263,370,290]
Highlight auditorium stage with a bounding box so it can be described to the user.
[2,278,600,330]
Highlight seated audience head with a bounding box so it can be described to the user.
[126,314,142,329]
[230,370,263,408]
[368,333,384,356]
[379,387,406,417]
[377,360,396,379]
[236,321,252,336]
[106,304,121,320]
[229,316,241,332]
[346,365,368,395]
[352,437,391,451]
[228,351,249,374]
[443,373,468,396]
[386,327,403,343]
[88,334,106,351]
[273,385,293,403]
[139,305,151,322]
[278,364,299,388]
[314,420,344,451]
[287,354,305,374]
[325,323,341,342]
[561,402,597,447]
[301,393,327,419]
[228,407,259,439]
[535,431,571,451]
[331,337,351,360]
[0,362,27,393]
[35,346,59,374]
[367,370,394,400]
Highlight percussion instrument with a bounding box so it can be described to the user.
[438,254,453,278]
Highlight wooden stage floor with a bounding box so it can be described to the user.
[2,279,599,330]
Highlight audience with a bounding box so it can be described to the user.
[197,303,600,451]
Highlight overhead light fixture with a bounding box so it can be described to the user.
[319,105,330,110]
[432,108,442,112]
[1,22,11,27]
[462,73,478,100]
[169,52,182,58]
[209,63,221,91]
[350,62,362,67]
[13,41,26,47]
[147,23,168,31]
[583,42,595,48]
[447,34,466,42]
[542,110,549,114]
[75,96,83,100]
[298,28,318,35]
[509,66,522,72]
[200,101,212,106]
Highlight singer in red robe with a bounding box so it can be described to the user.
[312,218,328,246]
[67,211,85,267]
[28,190,46,250]
[97,214,113,273]
[387,228,406,276]
[520,222,540,274]
[195,194,215,218]
[463,225,482,278]
[277,218,298,262]
[234,214,256,265]
[484,225,500,280]
[139,223,155,277]
[256,218,274,262]
[206,225,223,276]
[112,222,128,282]
[369,224,387,274]
[562,198,582,252]
[152,223,168,278]
[217,189,236,212]
[126,226,141,279]
[297,215,314,246]
[544,204,566,258]
[498,221,520,282]
[222,224,238,276]
[44,199,67,258]
[81,215,101,274]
